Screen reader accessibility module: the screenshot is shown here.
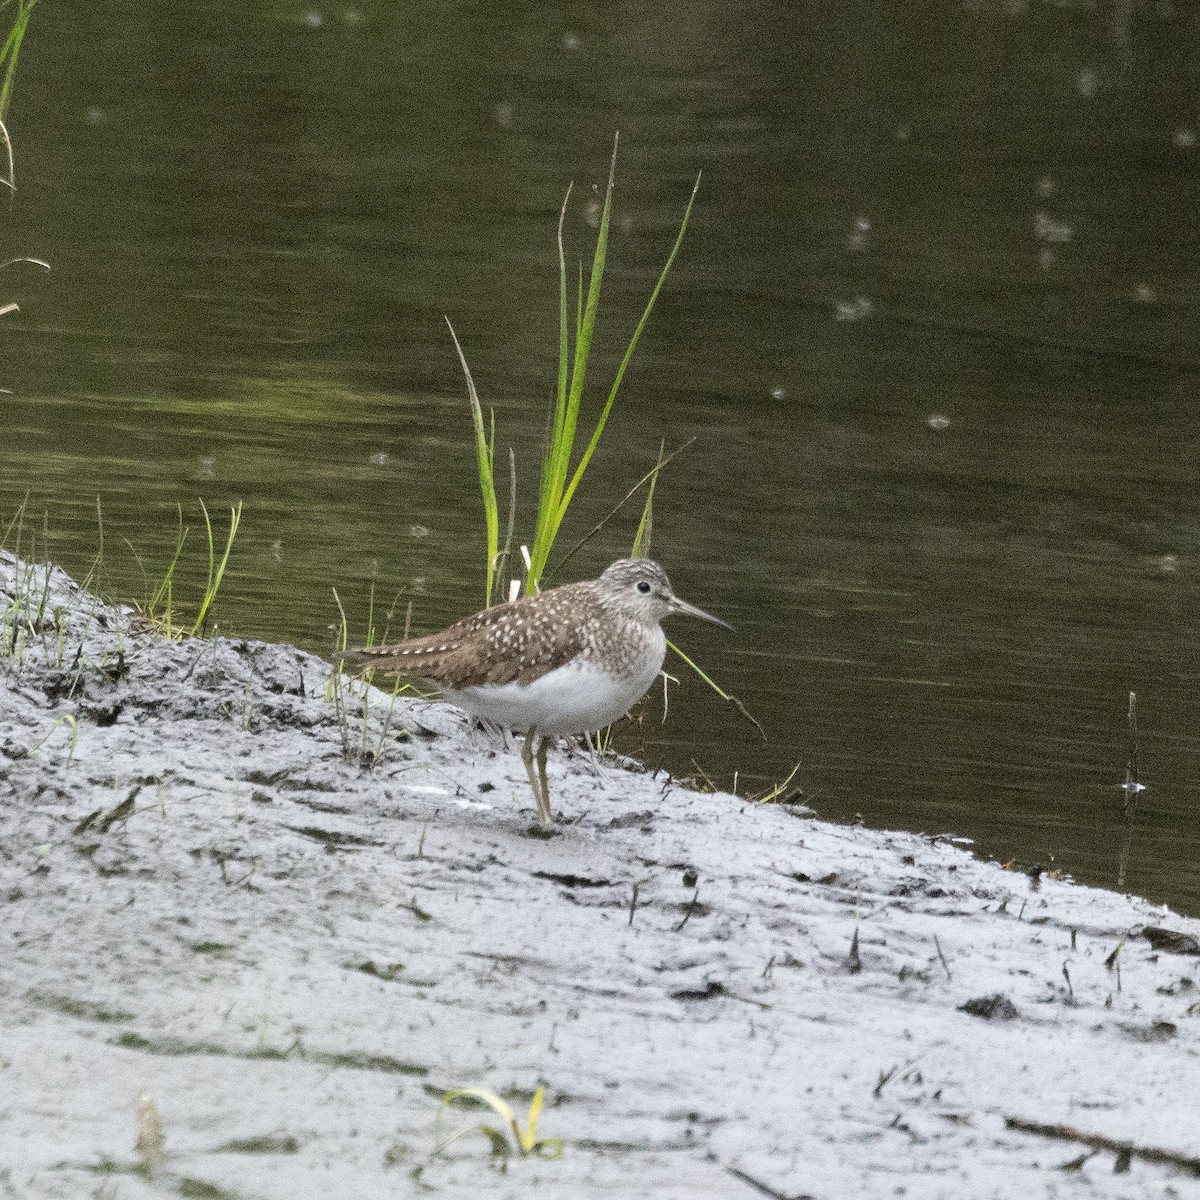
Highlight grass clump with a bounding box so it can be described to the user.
[372,147,756,744]
[327,584,410,766]
[454,135,699,604]
[2,496,245,694]
[448,147,758,729]
[0,497,98,676]
[133,500,242,639]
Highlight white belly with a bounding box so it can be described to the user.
[447,640,666,737]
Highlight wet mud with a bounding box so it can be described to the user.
[3,552,1199,1198]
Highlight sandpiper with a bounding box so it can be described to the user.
[351,558,731,824]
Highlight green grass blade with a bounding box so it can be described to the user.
[551,145,617,514]
[667,637,732,701]
[147,506,188,635]
[446,316,499,606]
[554,183,573,444]
[201,500,215,609]
[192,500,242,634]
[564,139,617,412]
[535,184,575,568]
[575,260,583,353]
[556,172,700,525]
[0,0,36,125]
[630,442,666,559]
[528,137,620,590]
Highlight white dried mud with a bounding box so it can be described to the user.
[2,551,1199,1200]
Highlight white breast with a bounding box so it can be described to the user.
[447,628,666,737]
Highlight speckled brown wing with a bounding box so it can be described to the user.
[350,581,598,690]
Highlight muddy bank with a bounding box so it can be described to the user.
[2,551,1199,1200]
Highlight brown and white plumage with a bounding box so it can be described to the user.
[350,559,730,822]
[355,577,602,692]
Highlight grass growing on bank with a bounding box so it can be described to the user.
[132,500,243,639]
[1,497,246,681]
[2,495,408,771]
[526,140,698,593]
[454,135,700,604]
[327,585,411,767]
[1,497,98,675]
[369,145,757,751]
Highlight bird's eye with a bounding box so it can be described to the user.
[636,580,652,594]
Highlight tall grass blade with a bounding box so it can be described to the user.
[555,172,700,528]
[446,316,499,606]
[535,183,576,573]
[192,500,242,634]
[527,138,620,591]
[555,184,573,444]
[147,507,189,638]
[0,0,36,126]
[525,140,701,590]
[556,141,617,524]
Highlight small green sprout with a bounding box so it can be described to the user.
[757,762,804,804]
[436,1086,563,1161]
[30,713,78,766]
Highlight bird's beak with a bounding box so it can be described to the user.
[670,594,734,632]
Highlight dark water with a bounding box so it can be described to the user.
[3,1,1200,911]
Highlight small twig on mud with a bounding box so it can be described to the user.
[401,897,433,923]
[1005,1115,1200,1178]
[75,786,141,834]
[874,1063,899,1098]
[726,989,773,1012]
[934,935,952,980]
[673,885,700,932]
[724,1164,809,1200]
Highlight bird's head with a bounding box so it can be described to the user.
[597,559,732,630]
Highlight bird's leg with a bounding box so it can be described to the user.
[521,727,550,824]
[536,735,551,823]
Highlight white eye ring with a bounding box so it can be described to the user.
[636,580,652,594]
